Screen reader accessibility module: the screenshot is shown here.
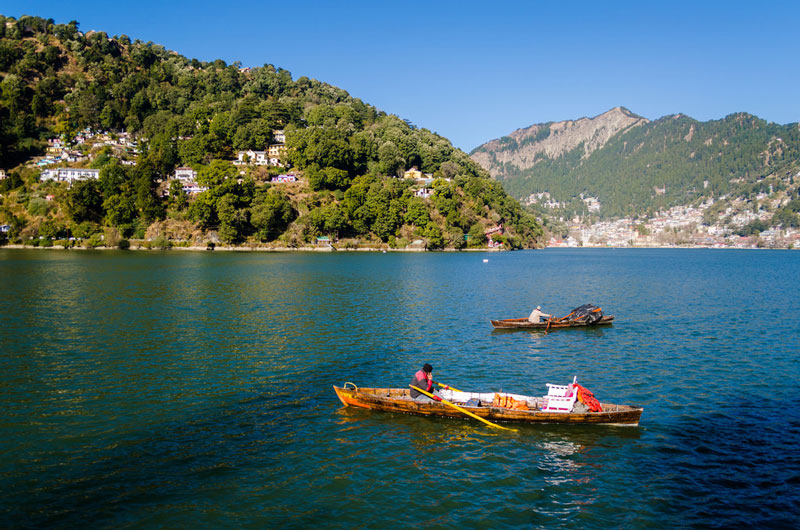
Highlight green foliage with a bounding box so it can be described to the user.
[251,187,296,241]
[216,193,249,243]
[197,160,237,187]
[404,197,430,228]
[466,224,487,247]
[771,208,800,228]
[71,220,98,239]
[86,232,104,248]
[483,112,800,220]
[306,166,351,191]
[0,14,543,249]
[734,219,769,236]
[66,180,103,223]
[27,196,50,216]
[188,191,218,229]
[167,179,187,211]
[0,171,24,192]
[149,235,171,250]
[424,223,444,249]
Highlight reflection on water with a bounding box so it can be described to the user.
[1,248,799,529]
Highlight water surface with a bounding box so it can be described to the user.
[1,248,798,528]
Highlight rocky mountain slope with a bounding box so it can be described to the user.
[471,107,647,172]
[471,108,800,220]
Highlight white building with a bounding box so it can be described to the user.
[173,167,197,180]
[271,174,297,183]
[582,196,601,211]
[235,150,269,166]
[181,182,208,194]
[40,168,100,183]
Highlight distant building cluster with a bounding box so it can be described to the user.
[36,129,139,169]
[526,191,563,209]
[169,167,207,195]
[234,130,287,167]
[40,168,100,183]
[548,191,800,249]
[581,195,601,212]
[485,224,504,248]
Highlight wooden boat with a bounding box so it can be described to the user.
[333,383,642,426]
[490,315,614,330]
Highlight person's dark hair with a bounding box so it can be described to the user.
[423,363,433,373]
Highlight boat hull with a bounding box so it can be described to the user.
[333,385,642,426]
[490,315,615,330]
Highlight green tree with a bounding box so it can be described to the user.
[772,208,800,228]
[424,223,444,249]
[66,180,103,223]
[103,191,137,227]
[251,188,296,241]
[404,197,430,229]
[216,193,249,243]
[377,141,404,177]
[306,166,351,191]
[167,179,187,211]
[197,159,237,187]
[188,191,218,229]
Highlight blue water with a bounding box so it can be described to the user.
[1,248,798,529]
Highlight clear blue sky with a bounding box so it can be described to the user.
[4,1,800,151]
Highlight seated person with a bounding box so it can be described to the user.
[528,306,552,323]
[409,363,443,402]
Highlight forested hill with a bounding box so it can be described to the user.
[0,15,542,249]
[471,107,800,219]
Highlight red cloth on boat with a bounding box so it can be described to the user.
[574,384,603,412]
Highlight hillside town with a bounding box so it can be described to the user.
[540,179,800,249]
[1,127,510,250]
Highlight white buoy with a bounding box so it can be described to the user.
[483,259,489,263]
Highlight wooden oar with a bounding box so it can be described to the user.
[434,381,462,393]
[410,385,517,432]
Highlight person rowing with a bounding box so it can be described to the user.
[409,363,448,402]
[528,305,552,323]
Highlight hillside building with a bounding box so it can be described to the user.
[40,168,100,183]
[173,167,198,181]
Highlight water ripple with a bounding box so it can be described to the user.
[1,248,799,529]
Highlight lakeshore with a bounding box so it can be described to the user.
[0,243,504,252]
[3,241,796,253]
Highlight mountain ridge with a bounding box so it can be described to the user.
[471,106,648,167]
[471,107,800,219]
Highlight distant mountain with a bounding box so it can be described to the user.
[471,108,800,219]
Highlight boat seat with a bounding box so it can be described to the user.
[542,393,578,413]
[546,376,578,397]
[546,383,572,397]
[543,377,578,413]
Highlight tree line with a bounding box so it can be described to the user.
[0,14,543,249]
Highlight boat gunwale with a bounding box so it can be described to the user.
[334,385,642,425]
[490,315,615,329]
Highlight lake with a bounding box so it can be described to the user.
[1,248,798,529]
